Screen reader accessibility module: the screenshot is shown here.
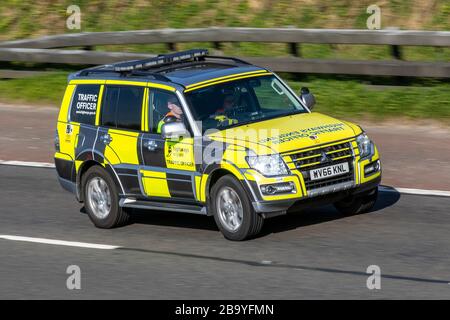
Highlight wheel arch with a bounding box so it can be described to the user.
[76,160,101,202]
[205,166,258,206]
[76,160,123,203]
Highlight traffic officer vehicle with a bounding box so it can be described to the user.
[54,49,381,240]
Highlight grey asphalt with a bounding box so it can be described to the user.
[0,165,449,299]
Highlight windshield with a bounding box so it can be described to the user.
[185,75,307,133]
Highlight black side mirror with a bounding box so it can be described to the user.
[300,87,316,110]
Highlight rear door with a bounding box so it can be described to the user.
[139,88,198,201]
[98,82,146,196]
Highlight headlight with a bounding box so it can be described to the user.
[356,132,374,158]
[246,153,289,177]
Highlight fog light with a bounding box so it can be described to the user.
[260,182,295,195]
[364,160,381,177]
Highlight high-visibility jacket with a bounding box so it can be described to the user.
[213,110,238,126]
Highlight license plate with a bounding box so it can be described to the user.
[310,162,350,181]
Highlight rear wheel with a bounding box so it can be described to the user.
[334,187,378,216]
[210,175,264,241]
[82,166,130,228]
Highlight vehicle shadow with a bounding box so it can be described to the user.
[80,205,219,230]
[130,209,219,231]
[256,188,401,238]
[79,188,401,237]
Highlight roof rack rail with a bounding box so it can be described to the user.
[77,64,116,76]
[112,49,209,72]
[77,67,171,82]
[204,55,251,65]
[128,71,171,82]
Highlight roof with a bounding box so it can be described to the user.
[69,49,268,89]
[162,63,265,87]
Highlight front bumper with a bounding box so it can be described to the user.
[252,175,381,217]
[244,138,382,216]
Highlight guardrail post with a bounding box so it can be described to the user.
[289,43,300,57]
[390,45,402,60]
[387,27,402,60]
[286,25,300,57]
[167,43,177,52]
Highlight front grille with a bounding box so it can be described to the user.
[291,141,353,168]
[287,141,355,192]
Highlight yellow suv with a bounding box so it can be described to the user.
[55,49,381,240]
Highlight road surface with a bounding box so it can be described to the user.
[1,165,449,299]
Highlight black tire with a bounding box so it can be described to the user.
[82,165,130,228]
[210,175,264,241]
[334,187,378,216]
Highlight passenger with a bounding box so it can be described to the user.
[212,94,238,126]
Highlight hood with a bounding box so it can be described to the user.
[206,112,361,154]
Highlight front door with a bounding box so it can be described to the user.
[139,89,197,201]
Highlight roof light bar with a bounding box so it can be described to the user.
[113,49,209,72]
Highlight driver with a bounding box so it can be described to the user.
[157,96,183,133]
[211,94,238,126]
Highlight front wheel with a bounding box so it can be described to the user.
[210,175,264,241]
[334,187,378,216]
[82,166,130,228]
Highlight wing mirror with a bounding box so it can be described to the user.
[300,87,316,110]
[161,121,190,140]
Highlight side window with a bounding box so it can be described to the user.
[149,90,182,134]
[70,84,101,125]
[101,85,144,131]
[116,86,144,131]
[101,86,119,127]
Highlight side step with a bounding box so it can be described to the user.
[119,198,208,215]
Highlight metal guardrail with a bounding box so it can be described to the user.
[0,48,449,78]
[0,28,449,78]
[1,28,449,48]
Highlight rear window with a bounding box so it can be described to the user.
[101,85,144,131]
[70,85,101,125]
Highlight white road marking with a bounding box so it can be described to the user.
[0,235,120,250]
[0,160,55,168]
[0,160,449,197]
[379,186,450,197]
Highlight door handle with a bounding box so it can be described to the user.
[144,140,158,151]
[100,133,112,145]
